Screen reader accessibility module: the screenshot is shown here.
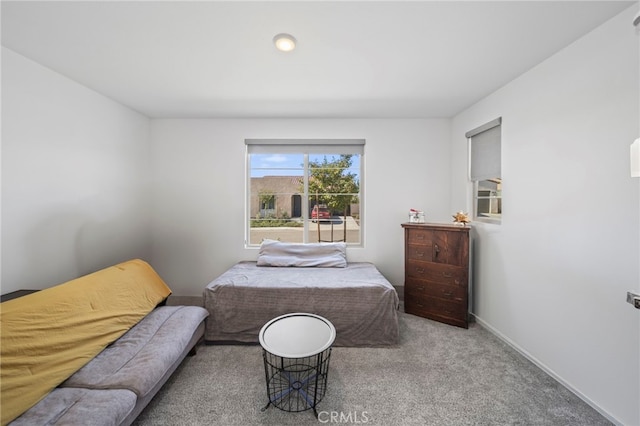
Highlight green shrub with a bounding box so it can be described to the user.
[251,218,303,228]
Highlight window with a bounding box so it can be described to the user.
[246,139,363,247]
[467,118,502,223]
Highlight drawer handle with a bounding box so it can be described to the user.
[442,272,452,278]
[434,244,440,258]
[416,267,425,274]
[443,291,453,297]
[415,234,425,240]
[417,286,425,291]
[415,251,425,257]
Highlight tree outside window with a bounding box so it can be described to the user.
[307,155,359,242]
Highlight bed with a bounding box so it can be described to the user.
[203,241,399,347]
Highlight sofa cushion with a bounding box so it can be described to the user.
[9,387,136,426]
[61,306,208,398]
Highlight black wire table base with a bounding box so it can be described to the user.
[261,348,332,418]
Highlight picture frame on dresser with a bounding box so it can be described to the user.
[401,222,470,328]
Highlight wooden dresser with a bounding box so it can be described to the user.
[402,223,470,328]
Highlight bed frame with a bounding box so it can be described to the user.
[203,261,399,347]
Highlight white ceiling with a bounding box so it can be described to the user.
[1,1,635,118]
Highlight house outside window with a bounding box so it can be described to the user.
[246,139,364,247]
[467,118,502,223]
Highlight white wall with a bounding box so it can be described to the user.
[149,118,451,295]
[451,6,639,425]
[1,47,152,292]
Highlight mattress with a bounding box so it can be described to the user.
[203,261,399,347]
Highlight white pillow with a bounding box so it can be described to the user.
[257,239,347,267]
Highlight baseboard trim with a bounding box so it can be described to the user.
[471,314,622,426]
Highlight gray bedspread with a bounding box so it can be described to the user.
[203,261,399,347]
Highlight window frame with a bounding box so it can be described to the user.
[466,118,502,224]
[473,178,502,224]
[245,139,364,247]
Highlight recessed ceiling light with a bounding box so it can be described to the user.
[273,33,296,52]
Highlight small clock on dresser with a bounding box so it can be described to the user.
[401,222,470,328]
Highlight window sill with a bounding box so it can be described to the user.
[473,215,501,225]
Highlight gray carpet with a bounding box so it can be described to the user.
[133,310,611,425]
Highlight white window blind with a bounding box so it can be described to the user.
[246,139,365,155]
[466,118,501,181]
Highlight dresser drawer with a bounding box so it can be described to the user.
[406,244,434,262]
[406,228,433,245]
[405,261,467,286]
[405,296,467,326]
[405,278,466,302]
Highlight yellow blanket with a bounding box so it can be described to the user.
[0,259,172,425]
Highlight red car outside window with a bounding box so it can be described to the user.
[311,205,331,221]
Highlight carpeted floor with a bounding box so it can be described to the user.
[133,310,611,425]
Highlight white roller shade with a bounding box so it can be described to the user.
[466,118,501,181]
[246,139,364,155]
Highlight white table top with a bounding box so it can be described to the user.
[259,313,336,358]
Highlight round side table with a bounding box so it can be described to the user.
[259,313,336,418]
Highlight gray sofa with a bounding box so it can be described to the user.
[9,304,208,426]
[1,259,209,426]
